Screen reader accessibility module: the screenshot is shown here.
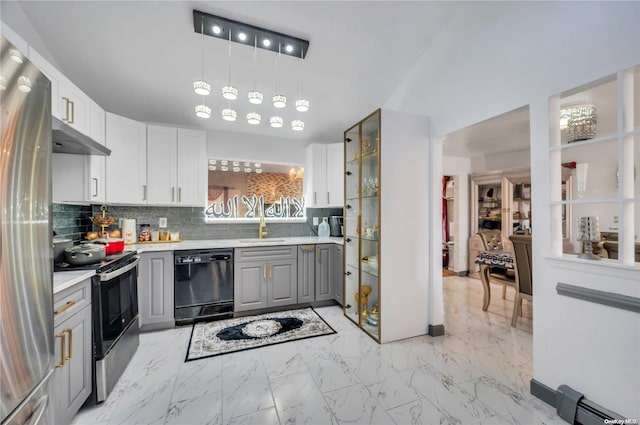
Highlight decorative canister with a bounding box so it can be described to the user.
[139,223,151,242]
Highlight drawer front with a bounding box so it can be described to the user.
[54,279,91,327]
[235,245,297,262]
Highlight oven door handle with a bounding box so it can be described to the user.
[99,256,141,281]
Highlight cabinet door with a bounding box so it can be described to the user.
[315,244,334,301]
[53,305,92,425]
[326,143,344,207]
[137,251,174,329]
[304,144,327,207]
[58,79,90,136]
[297,245,315,303]
[334,245,344,305]
[89,100,106,145]
[28,47,61,119]
[147,125,178,205]
[177,129,206,206]
[105,113,147,204]
[87,155,106,203]
[234,261,268,311]
[268,259,297,307]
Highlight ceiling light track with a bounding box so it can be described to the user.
[193,10,310,59]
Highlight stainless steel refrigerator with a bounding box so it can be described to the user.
[0,35,54,425]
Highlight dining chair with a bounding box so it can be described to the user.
[509,235,533,327]
[478,230,515,299]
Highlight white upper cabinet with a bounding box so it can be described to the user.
[176,128,207,206]
[28,45,102,142]
[52,154,105,204]
[326,143,345,206]
[141,126,206,206]
[305,143,344,207]
[89,100,106,146]
[58,78,91,135]
[147,125,178,205]
[105,113,147,204]
[27,47,62,119]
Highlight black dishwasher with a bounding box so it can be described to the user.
[174,249,233,325]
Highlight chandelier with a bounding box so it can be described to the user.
[560,104,597,143]
[191,10,311,131]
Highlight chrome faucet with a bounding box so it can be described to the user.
[259,213,268,239]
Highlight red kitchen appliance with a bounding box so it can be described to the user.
[94,237,125,255]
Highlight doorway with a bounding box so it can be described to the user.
[440,105,533,331]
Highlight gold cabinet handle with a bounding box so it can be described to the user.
[143,185,147,201]
[172,187,175,203]
[69,100,75,124]
[317,247,321,262]
[178,187,182,203]
[55,333,66,368]
[269,263,273,278]
[327,192,330,204]
[54,300,76,315]
[299,245,314,252]
[92,177,98,197]
[64,328,73,360]
[314,192,317,204]
[263,263,267,279]
[62,97,70,122]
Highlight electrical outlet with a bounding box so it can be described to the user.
[159,217,167,228]
[312,217,319,226]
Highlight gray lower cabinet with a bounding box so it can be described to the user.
[235,246,297,312]
[138,251,175,330]
[235,260,269,311]
[334,245,344,305]
[297,245,316,303]
[315,244,335,301]
[53,279,92,425]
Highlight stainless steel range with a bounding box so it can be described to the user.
[58,250,141,405]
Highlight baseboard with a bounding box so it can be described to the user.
[530,379,625,424]
[139,320,175,332]
[428,324,445,337]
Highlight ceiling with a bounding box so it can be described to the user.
[13,1,462,144]
[442,106,531,158]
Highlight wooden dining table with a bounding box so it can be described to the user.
[475,249,515,311]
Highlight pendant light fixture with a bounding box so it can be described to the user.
[295,47,309,112]
[247,35,263,105]
[193,17,211,96]
[221,29,238,101]
[270,116,284,128]
[195,104,211,118]
[272,44,287,108]
[291,119,304,131]
[247,112,261,125]
[222,107,237,121]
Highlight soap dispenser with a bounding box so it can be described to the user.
[318,217,330,237]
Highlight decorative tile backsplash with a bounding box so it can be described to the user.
[65,205,345,241]
[52,204,93,242]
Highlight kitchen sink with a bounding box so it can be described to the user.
[237,238,286,243]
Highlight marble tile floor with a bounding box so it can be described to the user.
[72,276,562,425]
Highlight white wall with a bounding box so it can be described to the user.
[206,129,306,166]
[386,1,640,417]
[472,149,531,174]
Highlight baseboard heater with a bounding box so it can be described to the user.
[531,380,625,424]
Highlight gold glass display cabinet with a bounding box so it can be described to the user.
[344,110,381,341]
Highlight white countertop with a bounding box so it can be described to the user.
[53,270,95,295]
[130,236,343,252]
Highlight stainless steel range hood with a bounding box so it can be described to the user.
[52,117,111,156]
